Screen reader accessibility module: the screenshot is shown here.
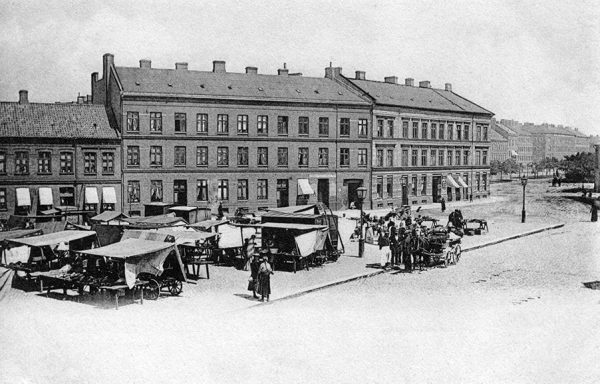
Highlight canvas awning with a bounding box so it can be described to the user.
[446,175,461,188]
[16,188,31,207]
[298,179,314,195]
[7,230,96,248]
[85,187,99,204]
[217,224,257,249]
[267,204,318,214]
[38,187,53,206]
[295,229,329,257]
[457,175,469,188]
[259,222,327,231]
[102,187,117,204]
[91,211,129,222]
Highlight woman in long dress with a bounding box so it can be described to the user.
[257,256,274,302]
[247,254,260,298]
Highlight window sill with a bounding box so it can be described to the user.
[149,132,163,134]
[318,165,329,167]
[196,165,208,168]
[298,133,309,137]
[340,135,350,138]
[196,132,208,135]
[237,132,248,136]
[277,165,288,168]
[277,134,289,137]
[217,165,229,167]
[126,130,140,134]
[15,173,30,176]
[174,131,187,134]
[217,132,230,135]
[84,173,97,176]
[102,172,115,175]
[150,164,163,167]
[174,165,186,167]
[60,172,75,175]
[126,165,140,168]
[238,165,249,168]
[37,172,52,176]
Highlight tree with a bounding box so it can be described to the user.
[501,158,518,179]
[560,152,595,187]
[490,160,502,179]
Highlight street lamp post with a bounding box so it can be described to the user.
[521,176,528,223]
[356,186,367,258]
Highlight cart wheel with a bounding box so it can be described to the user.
[168,280,183,296]
[145,279,160,300]
[455,245,462,262]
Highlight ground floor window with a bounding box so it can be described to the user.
[386,176,393,198]
[59,187,75,206]
[237,179,248,200]
[421,175,427,195]
[151,180,163,202]
[376,176,383,199]
[217,179,229,200]
[197,180,208,201]
[0,188,6,210]
[257,179,268,200]
[127,181,140,203]
[412,176,418,196]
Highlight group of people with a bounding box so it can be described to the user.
[242,235,274,302]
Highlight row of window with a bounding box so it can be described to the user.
[127,146,368,168]
[127,111,369,137]
[0,151,114,176]
[375,118,489,141]
[0,187,115,212]
[375,148,488,167]
[374,173,488,199]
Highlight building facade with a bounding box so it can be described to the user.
[92,54,373,214]
[492,120,533,165]
[489,123,509,163]
[0,91,121,221]
[522,123,590,162]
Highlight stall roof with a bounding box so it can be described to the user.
[0,229,42,242]
[189,219,229,230]
[155,229,217,245]
[261,210,323,220]
[267,205,318,214]
[124,214,188,227]
[79,238,173,259]
[91,211,129,222]
[169,206,210,212]
[7,230,96,247]
[259,223,327,231]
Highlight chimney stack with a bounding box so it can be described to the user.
[175,62,188,70]
[102,53,114,79]
[445,83,452,92]
[245,66,258,74]
[405,78,414,86]
[77,95,84,104]
[355,71,366,80]
[18,90,28,104]
[384,76,398,84]
[212,60,226,73]
[139,59,152,69]
[419,80,431,88]
[324,66,342,79]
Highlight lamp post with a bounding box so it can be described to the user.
[521,176,527,223]
[356,186,367,258]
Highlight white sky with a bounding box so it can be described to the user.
[1,0,599,135]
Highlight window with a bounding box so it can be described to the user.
[476,125,482,141]
[476,173,481,192]
[430,149,436,166]
[196,113,208,134]
[127,181,140,203]
[358,119,368,136]
[412,176,418,195]
[376,177,383,199]
[150,146,163,166]
[455,150,461,165]
[387,120,394,137]
[483,174,488,191]
[127,112,139,132]
[376,119,384,137]
[318,117,329,136]
[150,112,162,132]
[102,152,114,174]
[421,175,427,195]
[339,148,350,167]
[38,151,51,174]
[217,114,229,134]
[421,122,428,140]
[237,147,249,166]
[447,123,453,140]
[196,146,208,166]
[358,149,367,167]
[464,173,469,190]
[421,149,427,166]
[0,152,5,173]
[237,179,248,200]
[237,115,248,134]
[318,148,329,166]
[402,121,409,138]
[476,150,482,166]
[464,150,470,165]
[386,176,393,198]
[401,149,409,167]
[412,121,419,138]
[447,150,453,166]
[411,150,418,166]
[174,113,186,133]
[217,147,229,166]
[257,179,268,200]
[257,115,268,135]
[150,180,163,202]
[387,149,394,167]
[298,147,309,167]
[438,149,444,166]
[126,147,139,167]
[15,151,29,175]
[431,123,437,139]
[439,123,445,139]
[0,188,6,210]
[277,147,288,166]
[217,179,229,200]
[483,126,488,141]
[196,179,208,201]
[483,150,488,165]
[277,116,288,135]
[84,152,97,174]
[376,149,384,167]
[257,147,268,166]
[464,124,470,141]
[174,146,186,166]
[298,116,309,135]
[59,187,75,206]
[340,118,350,136]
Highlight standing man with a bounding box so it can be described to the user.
[591,199,599,222]
[441,198,446,213]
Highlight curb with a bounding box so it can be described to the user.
[461,223,565,253]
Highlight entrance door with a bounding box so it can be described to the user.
[446,187,453,202]
[276,179,289,208]
[401,177,408,206]
[456,188,461,201]
[317,179,329,207]
[173,180,187,205]
[432,176,441,203]
[345,180,361,209]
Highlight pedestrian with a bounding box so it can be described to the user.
[441,198,446,213]
[257,255,274,302]
[243,235,256,271]
[217,202,224,219]
[247,254,260,299]
[469,194,473,202]
[591,199,598,222]
[378,229,390,269]
[558,178,562,187]
[389,225,398,266]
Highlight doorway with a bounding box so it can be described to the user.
[276,179,289,207]
[401,176,408,206]
[317,179,329,207]
[432,176,441,203]
[345,180,362,209]
[446,187,453,202]
[173,180,187,205]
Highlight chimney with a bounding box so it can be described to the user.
[175,62,188,70]
[18,90,28,104]
[91,72,98,83]
[77,95,84,104]
[324,66,342,79]
[355,71,366,80]
[102,53,114,80]
[445,83,452,92]
[405,78,414,86]
[213,60,226,73]
[419,80,431,88]
[278,63,288,76]
[139,59,152,69]
[245,66,258,74]
[384,76,398,84]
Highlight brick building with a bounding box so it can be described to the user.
[92,54,372,214]
[0,90,121,220]
[328,70,493,206]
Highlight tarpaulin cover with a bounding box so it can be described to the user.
[153,228,217,246]
[16,188,31,207]
[7,230,96,248]
[35,221,66,234]
[85,187,99,204]
[267,204,317,214]
[91,224,123,246]
[294,229,328,257]
[261,210,322,221]
[457,175,469,188]
[102,187,117,204]
[446,175,461,188]
[0,229,42,243]
[91,211,129,223]
[38,187,53,206]
[258,222,327,231]
[3,246,30,264]
[218,224,244,249]
[121,230,173,242]
[190,219,229,231]
[297,179,315,195]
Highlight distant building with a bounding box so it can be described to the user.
[489,120,509,162]
[521,123,590,162]
[491,119,533,166]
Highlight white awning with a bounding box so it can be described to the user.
[38,187,53,206]
[102,187,117,204]
[510,150,518,157]
[457,175,469,188]
[446,175,461,188]
[16,188,31,207]
[298,179,314,195]
[85,187,99,204]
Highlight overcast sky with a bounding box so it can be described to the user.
[1,0,599,135]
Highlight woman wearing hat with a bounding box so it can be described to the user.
[257,255,274,302]
[247,253,261,299]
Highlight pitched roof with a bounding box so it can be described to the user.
[115,67,370,105]
[521,124,587,137]
[346,78,492,115]
[0,103,117,139]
